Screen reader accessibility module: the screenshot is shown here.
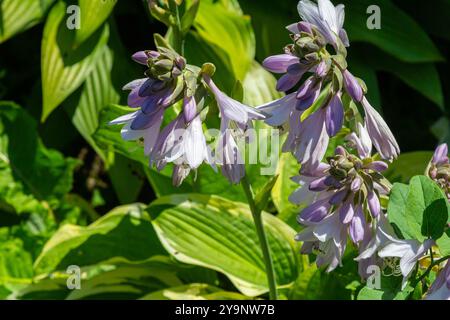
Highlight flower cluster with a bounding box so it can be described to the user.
[110,38,264,185]
[259,0,399,172]
[293,125,391,272]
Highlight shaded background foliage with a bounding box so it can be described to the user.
[0,0,448,300]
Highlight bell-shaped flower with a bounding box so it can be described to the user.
[362,97,400,160]
[296,213,348,272]
[297,0,349,48]
[109,108,164,156]
[378,236,434,289]
[425,261,450,300]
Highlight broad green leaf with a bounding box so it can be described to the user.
[388,176,450,241]
[150,194,299,297]
[140,283,249,300]
[352,46,444,110]
[12,256,187,300]
[341,0,443,63]
[67,47,119,159]
[41,1,109,121]
[194,0,255,81]
[75,0,117,46]
[384,152,433,183]
[33,203,166,275]
[0,0,55,43]
[357,286,413,300]
[437,230,450,257]
[0,239,34,296]
[0,102,78,214]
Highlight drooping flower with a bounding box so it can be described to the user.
[362,97,400,160]
[203,74,265,184]
[427,143,450,201]
[425,260,450,300]
[378,236,435,289]
[297,0,349,48]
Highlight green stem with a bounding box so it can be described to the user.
[241,176,278,300]
[412,255,450,287]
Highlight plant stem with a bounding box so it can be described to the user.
[241,176,278,300]
[412,255,450,287]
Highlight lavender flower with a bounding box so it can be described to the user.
[426,260,450,300]
[427,143,450,200]
[378,236,434,289]
[203,74,265,184]
[297,0,349,49]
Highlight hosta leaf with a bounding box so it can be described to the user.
[0,239,34,297]
[75,0,117,46]
[194,0,255,81]
[0,102,78,214]
[33,203,166,275]
[341,0,443,63]
[150,194,299,297]
[140,283,249,300]
[41,1,109,121]
[388,176,450,241]
[13,256,185,300]
[0,0,55,43]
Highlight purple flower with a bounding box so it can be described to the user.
[263,54,300,73]
[378,236,435,289]
[427,143,450,201]
[362,97,400,160]
[296,212,348,272]
[426,260,450,300]
[297,0,349,48]
[325,93,344,136]
[109,108,165,156]
[203,75,265,184]
[343,70,363,102]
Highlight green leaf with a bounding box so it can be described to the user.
[13,256,187,300]
[193,0,255,81]
[342,0,443,63]
[352,46,444,110]
[41,1,109,121]
[254,174,278,213]
[75,0,117,46]
[357,286,413,300]
[33,203,166,275]
[384,152,433,183]
[0,102,78,214]
[0,239,34,296]
[437,230,450,256]
[150,194,299,297]
[388,176,450,241]
[0,0,55,43]
[140,283,249,300]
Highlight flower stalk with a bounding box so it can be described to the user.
[241,176,278,300]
